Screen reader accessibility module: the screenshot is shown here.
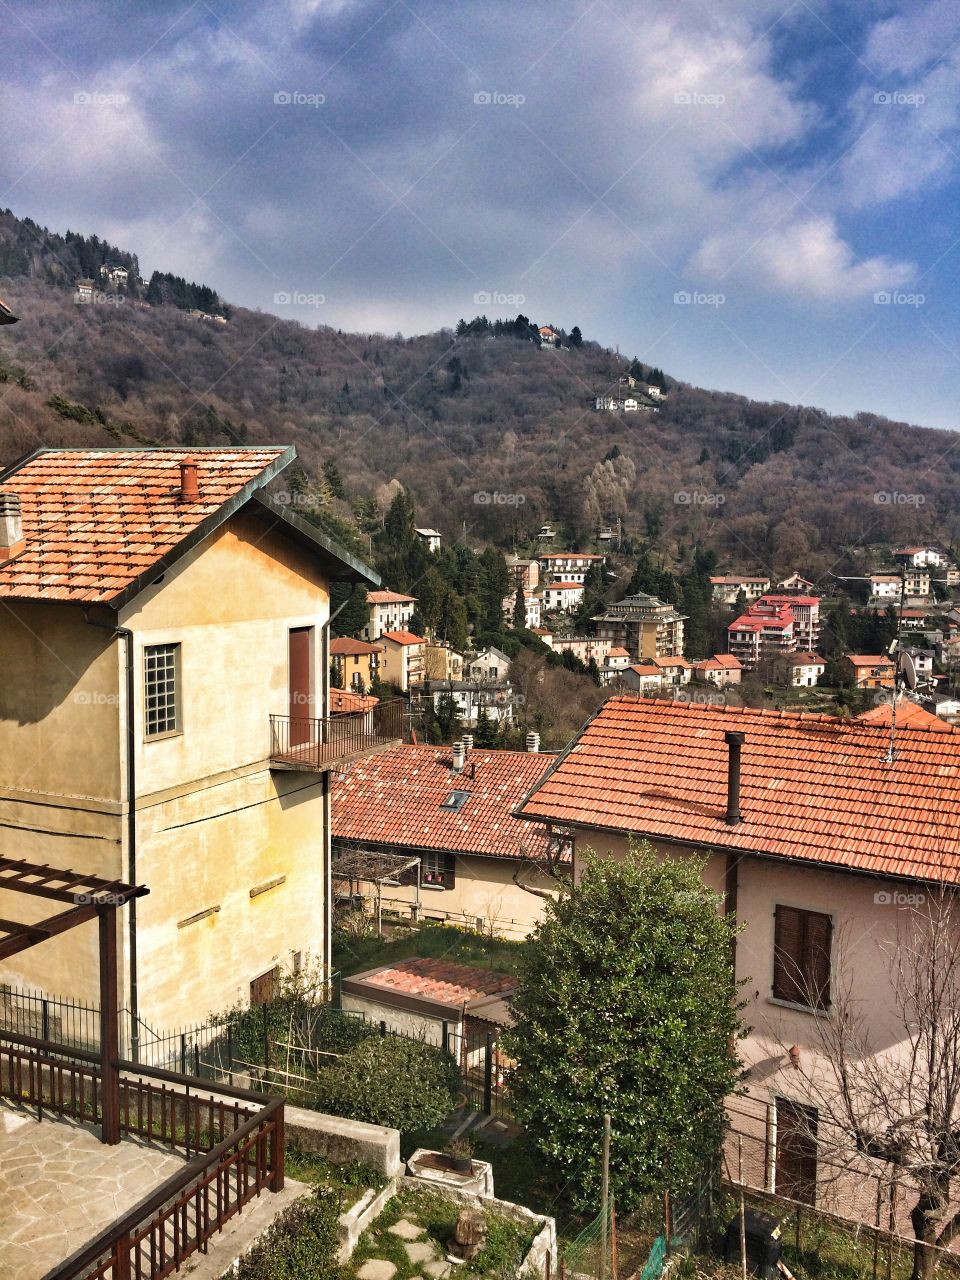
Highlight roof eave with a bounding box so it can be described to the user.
[250,492,381,586]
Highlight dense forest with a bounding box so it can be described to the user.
[0,206,957,589]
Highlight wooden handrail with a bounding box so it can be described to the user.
[44,1096,285,1279]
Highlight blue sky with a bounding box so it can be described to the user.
[3,0,960,428]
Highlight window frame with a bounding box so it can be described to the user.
[143,642,182,741]
[421,849,455,890]
[772,904,833,1012]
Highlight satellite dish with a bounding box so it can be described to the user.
[900,651,918,691]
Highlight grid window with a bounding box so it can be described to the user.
[144,643,181,738]
[773,905,832,1010]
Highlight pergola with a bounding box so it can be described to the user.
[0,855,148,1144]
[332,846,421,936]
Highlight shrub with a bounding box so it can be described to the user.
[233,1185,342,1280]
[315,1034,457,1133]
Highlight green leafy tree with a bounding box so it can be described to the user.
[512,583,526,630]
[329,660,343,690]
[505,841,742,1211]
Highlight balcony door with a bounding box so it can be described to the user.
[289,626,314,746]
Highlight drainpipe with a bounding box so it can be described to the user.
[84,611,139,1062]
[320,595,350,994]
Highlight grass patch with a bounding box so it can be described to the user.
[332,923,526,981]
[347,1186,535,1280]
[284,1146,387,1205]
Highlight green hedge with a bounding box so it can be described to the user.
[315,1035,458,1133]
[232,1185,342,1280]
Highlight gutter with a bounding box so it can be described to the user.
[83,610,139,1061]
[320,594,350,992]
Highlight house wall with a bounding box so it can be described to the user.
[339,992,455,1049]
[370,852,558,940]
[0,602,126,998]
[0,510,334,1028]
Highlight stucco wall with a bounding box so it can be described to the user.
[370,853,558,940]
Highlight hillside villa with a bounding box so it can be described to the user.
[513,696,960,1221]
[0,447,393,1028]
[362,588,416,641]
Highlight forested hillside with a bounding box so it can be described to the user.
[1,207,957,581]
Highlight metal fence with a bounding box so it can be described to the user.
[0,984,512,1118]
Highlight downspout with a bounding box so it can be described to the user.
[84,611,139,1062]
[320,594,350,993]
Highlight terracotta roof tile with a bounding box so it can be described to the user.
[367,590,416,604]
[359,957,517,1007]
[381,630,425,645]
[514,696,960,886]
[332,743,554,860]
[329,689,379,714]
[0,448,288,603]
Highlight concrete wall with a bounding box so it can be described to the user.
[284,1105,401,1177]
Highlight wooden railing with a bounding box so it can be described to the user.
[269,697,404,771]
[0,1032,284,1280]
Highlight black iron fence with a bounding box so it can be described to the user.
[0,984,512,1118]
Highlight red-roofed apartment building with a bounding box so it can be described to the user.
[362,589,417,641]
[330,635,384,692]
[514,696,960,1218]
[0,447,397,1030]
[379,630,426,691]
[727,601,795,670]
[332,742,560,938]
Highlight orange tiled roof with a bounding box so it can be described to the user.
[0,447,290,603]
[354,957,516,1007]
[547,581,585,591]
[696,654,743,670]
[330,637,384,656]
[513,696,960,885]
[856,698,951,732]
[329,689,379,714]
[367,590,416,604]
[381,630,424,646]
[332,743,554,860]
[845,654,894,667]
[628,664,662,677]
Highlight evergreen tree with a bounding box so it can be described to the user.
[322,459,346,500]
[331,584,370,639]
[512,583,526,630]
[569,325,583,348]
[587,656,602,687]
[330,660,343,690]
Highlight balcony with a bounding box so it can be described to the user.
[269,699,404,772]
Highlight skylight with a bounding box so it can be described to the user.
[440,789,470,812]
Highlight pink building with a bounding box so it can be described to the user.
[727,602,795,669]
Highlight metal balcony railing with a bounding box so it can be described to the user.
[269,699,404,772]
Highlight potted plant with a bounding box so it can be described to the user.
[445,1134,473,1173]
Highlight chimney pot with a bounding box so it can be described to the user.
[451,741,465,773]
[179,459,200,503]
[526,730,541,753]
[461,733,474,754]
[724,730,745,826]
[0,491,25,564]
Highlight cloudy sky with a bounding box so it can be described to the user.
[3,0,960,428]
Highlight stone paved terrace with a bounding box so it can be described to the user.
[0,1101,187,1280]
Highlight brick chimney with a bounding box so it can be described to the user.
[0,492,25,564]
[179,458,200,503]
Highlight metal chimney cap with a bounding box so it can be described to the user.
[724,730,746,746]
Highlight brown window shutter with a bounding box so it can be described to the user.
[773,905,804,1002]
[805,911,832,1009]
[444,853,457,890]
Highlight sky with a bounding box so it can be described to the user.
[3,0,960,429]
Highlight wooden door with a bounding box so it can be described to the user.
[289,627,313,746]
[776,1097,818,1204]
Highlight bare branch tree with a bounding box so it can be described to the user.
[790,892,960,1280]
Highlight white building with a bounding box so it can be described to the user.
[710,575,771,605]
[363,589,417,641]
[895,546,945,568]
[503,590,542,630]
[466,647,512,681]
[415,528,442,553]
[543,581,585,612]
[774,652,826,688]
[652,656,693,686]
[538,552,604,583]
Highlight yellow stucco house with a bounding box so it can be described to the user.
[0,446,395,1036]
